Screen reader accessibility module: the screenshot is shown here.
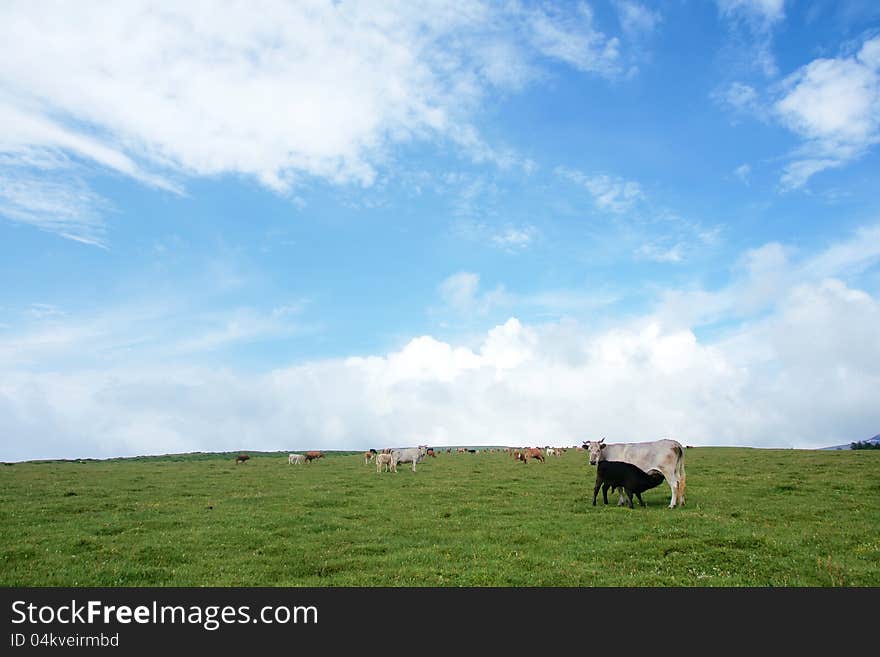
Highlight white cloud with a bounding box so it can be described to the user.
[4,225,879,460]
[614,1,661,39]
[555,166,644,213]
[734,163,751,184]
[712,81,762,117]
[0,300,309,370]
[716,0,785,77]
[526,2,621,77]
[775,36,880,189]
[438,272,510,316]
[0,1,629,244]
[655,223,880,328]
[717,0,786,25]
[635,242,684,263]
[0,168,109,247]
[717,0,785,78]
[4,274,879,460]
[490,225,539,251]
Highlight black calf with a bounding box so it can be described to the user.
[592,460,665,509]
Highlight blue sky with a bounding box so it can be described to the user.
[2,1,880,460]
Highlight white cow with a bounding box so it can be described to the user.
[288,453,305,465]
[390,445,428,472]
[582,438,686,508]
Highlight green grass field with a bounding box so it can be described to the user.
[2,447,878,586]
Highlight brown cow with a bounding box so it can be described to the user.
[235,454,250,464]
[364,451,375,465]
[304,451,324,462]
[426,448,436,457]
[525,448,545,463]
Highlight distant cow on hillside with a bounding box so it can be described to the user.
[288,453,305,465]
[525,448,545,463]
[235,454,250,464]
[304,451,324,463]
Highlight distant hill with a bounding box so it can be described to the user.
[820,433,880,450]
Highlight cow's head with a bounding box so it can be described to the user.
[418,445,428,457]
[583,438,606,465]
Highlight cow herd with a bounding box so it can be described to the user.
[240,437,688,510]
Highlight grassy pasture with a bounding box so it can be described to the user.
[1,447,878,586]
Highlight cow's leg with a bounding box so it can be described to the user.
[624,489,634,509]
[602,483,610,505]
[667,476,678,508]
[635,491,645,507]
[593,481,601,506]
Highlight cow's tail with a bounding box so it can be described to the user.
[674,443,686,506]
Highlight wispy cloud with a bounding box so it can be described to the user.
[734,163,752,184]
[614,1,662,40]
[635,242,684,263]
[0,167,109,247]
[0,299,311,369]
[712,81,762,119]
[490,225,539,251]
[716,0,786,77]
[435,271,617,322]
[437,272,511,316]
[525,2,622,77]
[555,166,644,214]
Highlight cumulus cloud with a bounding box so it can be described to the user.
[775,35,880,189]
[0,1,628,244]
[3,282,878,461]
[3,225,879,460]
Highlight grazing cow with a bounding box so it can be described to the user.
[376,452,397,473]
[304,451,324,463]
[426,448,436,458]
[364,451,375,465]
[592,460,665,508]
[583,438,686,508]
[235,454,250,464]
[525,447,545,463]
[514,450,527,463]
[288,453,305,465]
[390,445,428,472]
